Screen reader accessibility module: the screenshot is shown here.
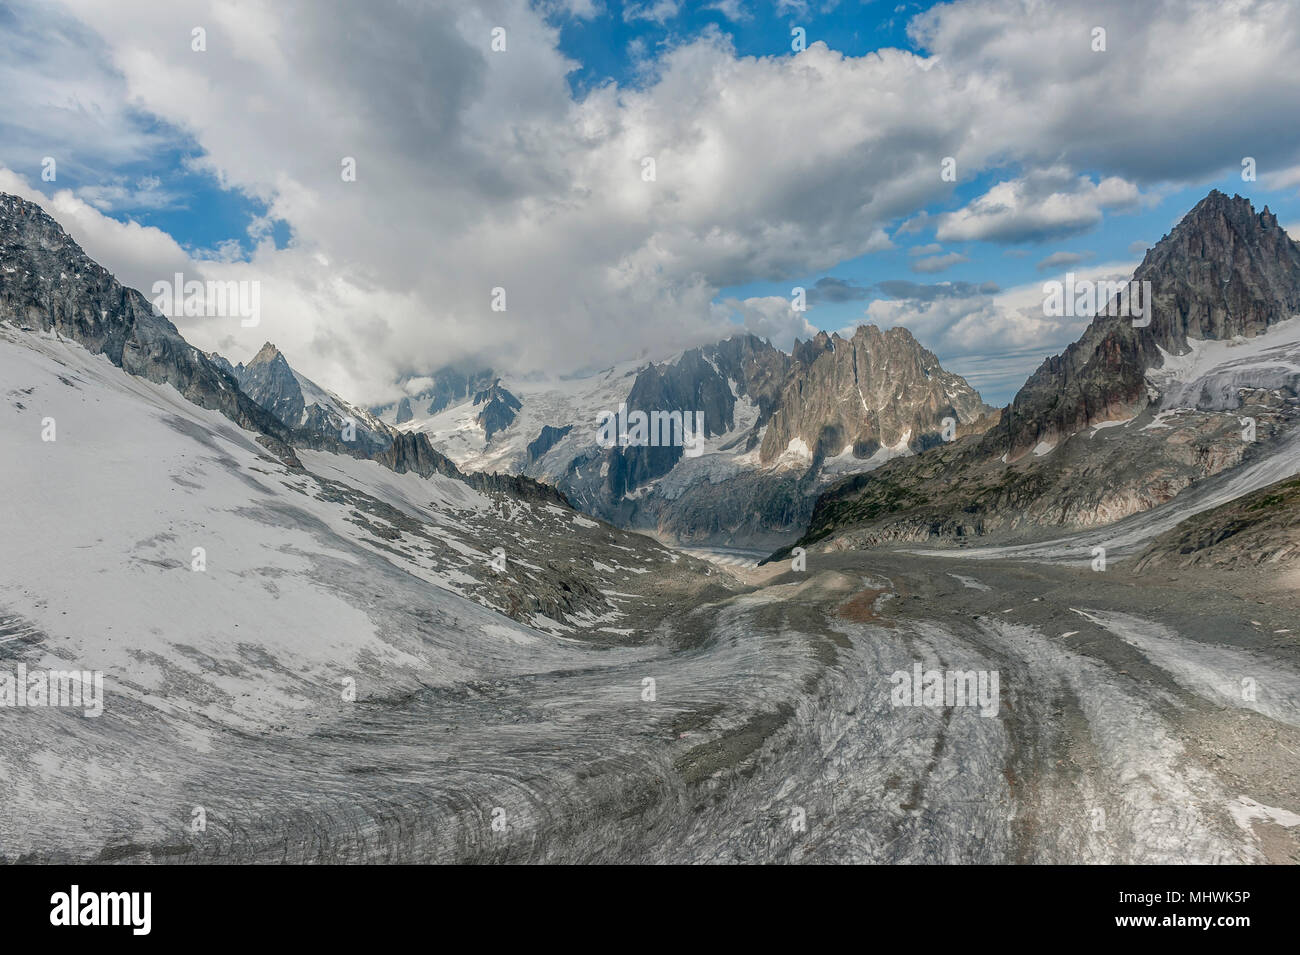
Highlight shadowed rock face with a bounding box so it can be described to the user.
[212,341,394,456]
[584,329,990,545]
[223,342,306,427]
[527,424,572,463]
[599,334,793,500]
[473,379,522,440]
[0,193,300,464]
[394,396,414,425]
[377,429,569,506]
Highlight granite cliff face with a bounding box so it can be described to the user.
[375,366,496,418]
[590,327,992,546]
[759,325,993,463]
[210,341,391,455]
[791,192,1300,555]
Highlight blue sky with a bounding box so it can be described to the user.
[3,0,1300,405]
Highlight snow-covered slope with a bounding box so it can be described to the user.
[0,326,715,857]
[1151,315,1300,412]
[383,358,649,477]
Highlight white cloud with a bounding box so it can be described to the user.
[1263,163,1300,193]
[623,0,681,24]
[3,0,1299,404]
[0,168,191,293]
[911,251,968,273]
[937,169,1140,244]
[706,0,751,21]
[865,260,1140,403]
[719,295,817,350]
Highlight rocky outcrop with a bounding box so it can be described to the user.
[395,396,414,425]
[211,340,391,455]
[0,193,301,465]
[759,325,992,464]
[376,365,496,417]
[529,329,996,547]
[1000,191,1300,460]
[231,342,306,426]
[1135,474,1300,570]
[473,379,521,440]
[378,429,569,506]
[790,191,1300,554]
[0,192,572,509]
[527,424,572,463]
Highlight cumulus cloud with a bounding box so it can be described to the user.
[706,0,751,20]
[1262,162,1300,193]
[720,295,817,350]
[0,168,191,293]
[1036,250,1093,271]
[937,169,1140,244]
[623,1,681,24]
[911,251,969,273]
[866,260,1139,403]
[805,276,872,303]
[2,0,1298,402]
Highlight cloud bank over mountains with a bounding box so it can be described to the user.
[4,0,1300,404]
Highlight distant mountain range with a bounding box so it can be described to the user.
[371,324,995,548]
[6,186,1298,564]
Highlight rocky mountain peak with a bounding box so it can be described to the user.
[229,342,306,427]
[1002,190,1300,459]
[758,322,992,465]
[0,191,301,464]
[472,378,522,440]
[248,341,288,366]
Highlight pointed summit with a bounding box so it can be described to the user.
[472,379,522,440]
[248,341,287,366]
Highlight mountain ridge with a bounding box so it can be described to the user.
[786,190,1300,556]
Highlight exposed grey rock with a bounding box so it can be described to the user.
[552,328,991,547]
[792,191,1300,554]
[472,378,521,440]
[1002,190,1300,459]
[0,193,301,466]
[0,191,569,509]
[211,340,391,456]
[1135,473,1300,570]
[527,424,572,463]
[395,396,414,424]
[758,324,992,464]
